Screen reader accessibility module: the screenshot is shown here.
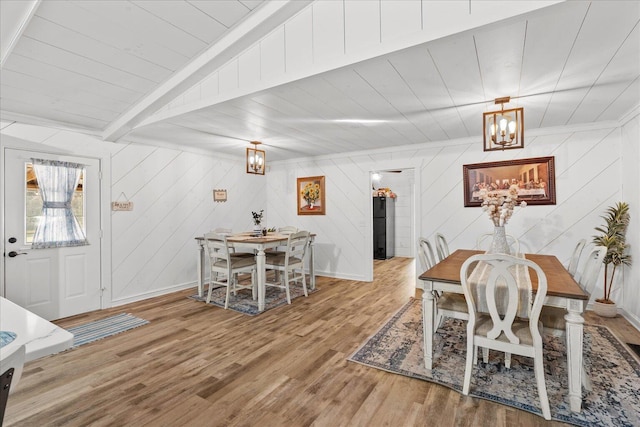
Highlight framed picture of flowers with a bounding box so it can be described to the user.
[297,176,325,215]
[463,156,556,207]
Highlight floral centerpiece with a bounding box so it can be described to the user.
[478,184,526,226]
[478,184,526,254]
[251,210,264,226]
[301,182,320,208]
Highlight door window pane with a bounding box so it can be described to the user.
[25,163,85,244]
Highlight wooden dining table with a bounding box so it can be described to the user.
[195,232,316,312]
[419,249,589,413]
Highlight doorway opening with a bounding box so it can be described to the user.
[370,168,417,279]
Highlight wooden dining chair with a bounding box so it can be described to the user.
[476,233,521,255]
[566,239,587,279]
[264,230,310,304]
[460,253,551,420]
[435,233,450,262]
[203,232,257,309]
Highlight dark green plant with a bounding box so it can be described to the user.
[592,202,632,303]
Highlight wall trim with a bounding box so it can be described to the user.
[110,281,196,307]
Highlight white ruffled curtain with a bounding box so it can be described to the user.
[31,158,87,248]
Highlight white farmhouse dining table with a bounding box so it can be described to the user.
[419,249,589,413]
[195,232,316,312]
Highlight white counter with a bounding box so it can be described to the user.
[0,296,73,363]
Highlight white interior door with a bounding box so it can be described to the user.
[3,149,102,320]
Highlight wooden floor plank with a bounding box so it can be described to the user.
[4,257,639,426]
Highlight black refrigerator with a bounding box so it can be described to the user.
[373,197,395,260]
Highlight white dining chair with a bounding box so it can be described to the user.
[203,232,257,309]
[211,228,254,257]
[539,245,606,393]
[418,237,437,272]
[541,246,607,331]
[418,237,469,331]
[264,230,310,304]
[567,239,587,279]
[435,233,450,262]
[278,226,298,235]
[460,253,551,420]
[476,233,521,255]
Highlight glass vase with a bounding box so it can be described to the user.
[489,225,511,255]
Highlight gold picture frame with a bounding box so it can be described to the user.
[297,176,325,215]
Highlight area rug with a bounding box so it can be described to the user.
[66,313,149,347]
[349,298,640,427]
[190,282,316,316]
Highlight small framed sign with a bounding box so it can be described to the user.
[111,201,133,211]
[112,192,133,211]
[213,189,227,202]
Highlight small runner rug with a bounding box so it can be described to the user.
[190,282,316,316]
[67,313,149,347]
[349,298,640,427]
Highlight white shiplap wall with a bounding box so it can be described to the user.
[2,117,638,328]
[110,142,266,304]
[620,111,640,323]
[267,122,638,327]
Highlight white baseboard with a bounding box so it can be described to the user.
[109,281,196,307]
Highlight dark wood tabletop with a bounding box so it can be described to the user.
[419,249,588,300]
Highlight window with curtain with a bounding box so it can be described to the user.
[29,158,87,248]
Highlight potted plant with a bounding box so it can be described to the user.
[592,202,632,317]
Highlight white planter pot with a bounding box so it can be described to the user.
[592,300,618,317]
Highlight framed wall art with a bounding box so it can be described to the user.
[297,175,325,215]
[213,189,227,202]
[463,156,556,207]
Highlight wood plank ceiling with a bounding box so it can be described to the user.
[1,1,639,161]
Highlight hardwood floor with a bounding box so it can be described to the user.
[5,258,639,426]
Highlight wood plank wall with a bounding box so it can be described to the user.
[267,122,639,327]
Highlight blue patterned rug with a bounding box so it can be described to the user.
[66,313,149,347]
[190,282,315,315]
[349,298,640,427]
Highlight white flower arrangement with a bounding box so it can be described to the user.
[479,184,526,226]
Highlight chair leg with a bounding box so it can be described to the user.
[224,283,231,309]
[284,270,291,304]
[206,281,214,304]
[463,328,475,395]
[533,349,551,420]
[300,269,308,297]
[232,273,239,295]
[505,352,511,369]
[482,347,489,363]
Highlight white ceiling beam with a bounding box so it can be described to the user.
[101,0,312,143]
[0,0,41,68]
